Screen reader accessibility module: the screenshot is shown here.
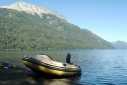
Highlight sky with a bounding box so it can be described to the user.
[0,0,127,42]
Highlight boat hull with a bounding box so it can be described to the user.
[22,60,81,77]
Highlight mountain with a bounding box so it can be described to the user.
[110,41,127,49]
[0,1,66,20]
[0,2,115,50]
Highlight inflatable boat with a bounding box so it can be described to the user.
[22,54,81,77]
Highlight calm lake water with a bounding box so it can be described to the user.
[0,49,127,85]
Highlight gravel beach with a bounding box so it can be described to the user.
[0,66,82,85]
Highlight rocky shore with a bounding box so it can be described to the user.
[0,65,82,85]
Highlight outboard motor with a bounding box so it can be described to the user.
[66,53,71,64]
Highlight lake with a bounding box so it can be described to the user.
[0,49,127,85]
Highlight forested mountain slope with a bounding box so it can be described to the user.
[0,7,114,50]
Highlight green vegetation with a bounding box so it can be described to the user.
[0,8,115,50]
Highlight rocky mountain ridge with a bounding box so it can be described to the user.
[0,1,66,20]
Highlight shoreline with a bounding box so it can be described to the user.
[0,65,82,85]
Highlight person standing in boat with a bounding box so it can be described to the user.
[66,53,72,64]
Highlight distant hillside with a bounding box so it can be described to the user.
[110,41,127,49]
[0,2,114,50]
